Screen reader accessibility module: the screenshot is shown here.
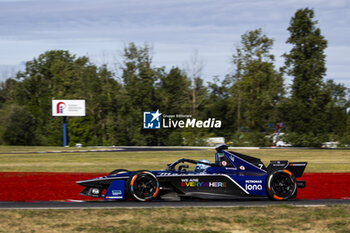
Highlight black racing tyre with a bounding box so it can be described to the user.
[108,169,129,176]
[290,189,298,200]
[266,169,297,201]
[126,170,159,202]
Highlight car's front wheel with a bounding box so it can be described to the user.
[126,170,159,201]
[266,169,297,201]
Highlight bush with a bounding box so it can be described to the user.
[231,131,271,147]
[181,130,210,146]
[283,132,327,147]
[68,118,95,146]
[166,131,183,146]
[0,105,38,145]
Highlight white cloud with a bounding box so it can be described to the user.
[0,0,349,85]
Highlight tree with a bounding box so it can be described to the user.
[118,43,162,145]
[0,78,19,107]
[158,67,191,114]
[230,29,284,135]
[3,50,122,146]
[0,105,37,145]
[205,77,233,138]
[282,8,329,146]
[323,80,349,139]
[184,50,206,117]
[157,67,191,145]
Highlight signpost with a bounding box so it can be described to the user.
[52,100,86,147]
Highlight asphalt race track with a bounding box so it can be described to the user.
[1,199,349,209]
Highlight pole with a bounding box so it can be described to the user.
[63,116,67,147]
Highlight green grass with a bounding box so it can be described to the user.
[0,146,350,172]
[0,146,92,152]
[0,206,349,233]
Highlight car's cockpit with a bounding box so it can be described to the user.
[216,152,235,167]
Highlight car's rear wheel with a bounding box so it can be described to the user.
[126,170,159,202]
[109,169,129,176]
[266,169,297,201]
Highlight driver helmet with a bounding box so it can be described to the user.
[194,159,210,173]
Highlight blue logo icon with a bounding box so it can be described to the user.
[143,110,162,129]
[112,190,122,195]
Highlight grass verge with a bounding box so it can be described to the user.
[0,206,349,233]
[0,146,350,172]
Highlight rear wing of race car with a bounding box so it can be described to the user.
[215,144,307,178]
[267,160,307,177]
[286,162,308,177]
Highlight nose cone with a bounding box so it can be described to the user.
[76,177,105,187]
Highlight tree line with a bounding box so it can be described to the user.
[0,8,349,147]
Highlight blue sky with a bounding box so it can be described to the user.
[0,0,349,86]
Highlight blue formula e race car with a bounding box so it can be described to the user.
[77,145,307,201]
